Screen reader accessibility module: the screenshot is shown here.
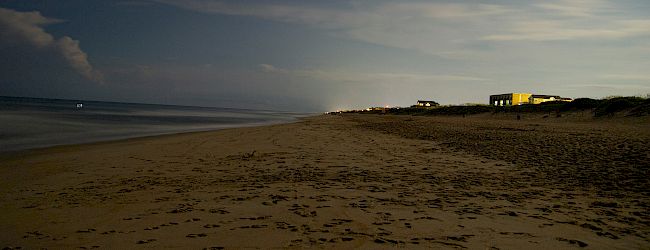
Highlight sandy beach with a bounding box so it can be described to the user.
[1,114,648,249]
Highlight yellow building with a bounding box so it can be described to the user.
[489,93,532,106]
[529,95,573,104]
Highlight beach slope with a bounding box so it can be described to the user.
[1,114,648,249]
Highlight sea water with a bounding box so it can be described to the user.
[0,96,311,152]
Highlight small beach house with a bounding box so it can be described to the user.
[416,100,439,107]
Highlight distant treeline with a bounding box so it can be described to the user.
[344,96,650,117]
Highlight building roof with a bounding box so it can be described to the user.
[530,95,561,98]
[489,93,531,97]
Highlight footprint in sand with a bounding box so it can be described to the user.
[136,239,157,244]
[186,233,208,238]
[556,237,588,247]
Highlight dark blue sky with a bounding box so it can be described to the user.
[1,0,649,111]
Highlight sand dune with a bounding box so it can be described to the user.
[0,114,648,249]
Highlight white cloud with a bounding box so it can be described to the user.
[598,74,650,81]
[536,3,592,17]
[0,7,102,82]
[258,63,285,73]
[152,0,650,57]
[153,0,512,23]
[0,7,60,47]
[376,3,513,19]
[534,0,610,17]
[258,64,489,84]
[56,37,103,81]
[151,0,356,28]
[482,19,650,41]
[482,0,650,41]
[565,83,650,90]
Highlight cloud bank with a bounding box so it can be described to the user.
[152,0,650,51]
[0,7,102,82]
[3,1,648,111]
[258,64,489,83]
[152,0,650,106]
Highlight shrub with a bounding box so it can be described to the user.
[628,98,650,116]
[422,105,493,115]
[348,96,650,117]
[560,98,602,111]
[495,103,563,113]
[594,97,645,117]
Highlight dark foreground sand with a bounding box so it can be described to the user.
[0,114,648,249]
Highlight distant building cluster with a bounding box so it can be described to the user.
[414,100,439,108]
[328,94,574,114]
[489,93,572,106]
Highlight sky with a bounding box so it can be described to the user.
[1,0,649,112]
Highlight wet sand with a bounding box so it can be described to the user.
[0,114,648,249]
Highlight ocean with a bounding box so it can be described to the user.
[0,96,312,152]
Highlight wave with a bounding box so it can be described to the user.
[0,96,312,152]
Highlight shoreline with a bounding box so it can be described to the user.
[1,114,648,249]
[0,117,312,158]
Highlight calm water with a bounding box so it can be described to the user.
[0,96,313,152]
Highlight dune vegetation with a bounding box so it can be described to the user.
[347,96,650,118]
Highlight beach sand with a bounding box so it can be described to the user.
[1,114,648,249]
